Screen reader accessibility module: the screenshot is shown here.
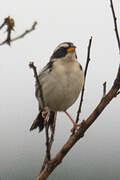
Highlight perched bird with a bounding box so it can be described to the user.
[30,42,84,132]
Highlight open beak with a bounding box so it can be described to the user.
[67,46,76,53]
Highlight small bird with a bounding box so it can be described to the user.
[30,42,84,132]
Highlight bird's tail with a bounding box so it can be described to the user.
[30,110,55,132]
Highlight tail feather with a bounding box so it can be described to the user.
[30,111,44,132]
[30,111,55,132]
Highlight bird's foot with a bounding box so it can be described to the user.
[71,120,87,136]
[42,107,50,124]
[71,123,80,133]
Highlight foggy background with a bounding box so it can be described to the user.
[0,0,120,180]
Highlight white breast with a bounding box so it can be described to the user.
[37,59,84,111]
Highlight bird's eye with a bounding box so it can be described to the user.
[51,47,67,59]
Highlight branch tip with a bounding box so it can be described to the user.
[110,0,120,53]
[103,81,107,96]
[76,36,93,123]
[29,61,35,68]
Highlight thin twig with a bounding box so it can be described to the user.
[45,123,51,161]
[0,16,15,45]
[0,20,37,46]
[76,36,92,123]
[11,21,37,42]
[29,61,51,167]
[30,61,57,173]
[0,16,14,30]
[110,0,120,53]
[103,81,107,96]
[0,20,6,30]
[29,62,45,107]
[40,113,57,172]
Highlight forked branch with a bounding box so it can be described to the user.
[36,64,120,180]
[0,17,37,46]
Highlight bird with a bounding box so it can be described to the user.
[30,42,84,132]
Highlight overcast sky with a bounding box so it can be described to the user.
[0,0,120,180]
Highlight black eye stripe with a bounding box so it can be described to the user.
[50,42,75,59]
[51,47,67,59]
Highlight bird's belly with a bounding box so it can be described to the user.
[48,86,80,111]
[42,70,83,111]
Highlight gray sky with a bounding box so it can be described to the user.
[0,0,120,180]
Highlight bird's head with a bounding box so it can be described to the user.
[50,42,77,60]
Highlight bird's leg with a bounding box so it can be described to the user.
[43,107,51,161]
[64,111,80,132]
[49,112,57,150]
[43,107,51,124]
[50,112,57,134]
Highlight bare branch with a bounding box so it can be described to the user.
[76,36,92,123]
[40,115,57,173]
[29,62,45,107]
[45,123,51,161]
[0,19,6,29]
[0,18,37,46]
[0,16,15,45]
[37,65,120,180]
[110,0,120,53]
[11,21,37,42]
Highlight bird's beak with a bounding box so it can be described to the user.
[67,46,76,53]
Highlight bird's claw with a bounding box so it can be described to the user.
[71,123,80,133]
